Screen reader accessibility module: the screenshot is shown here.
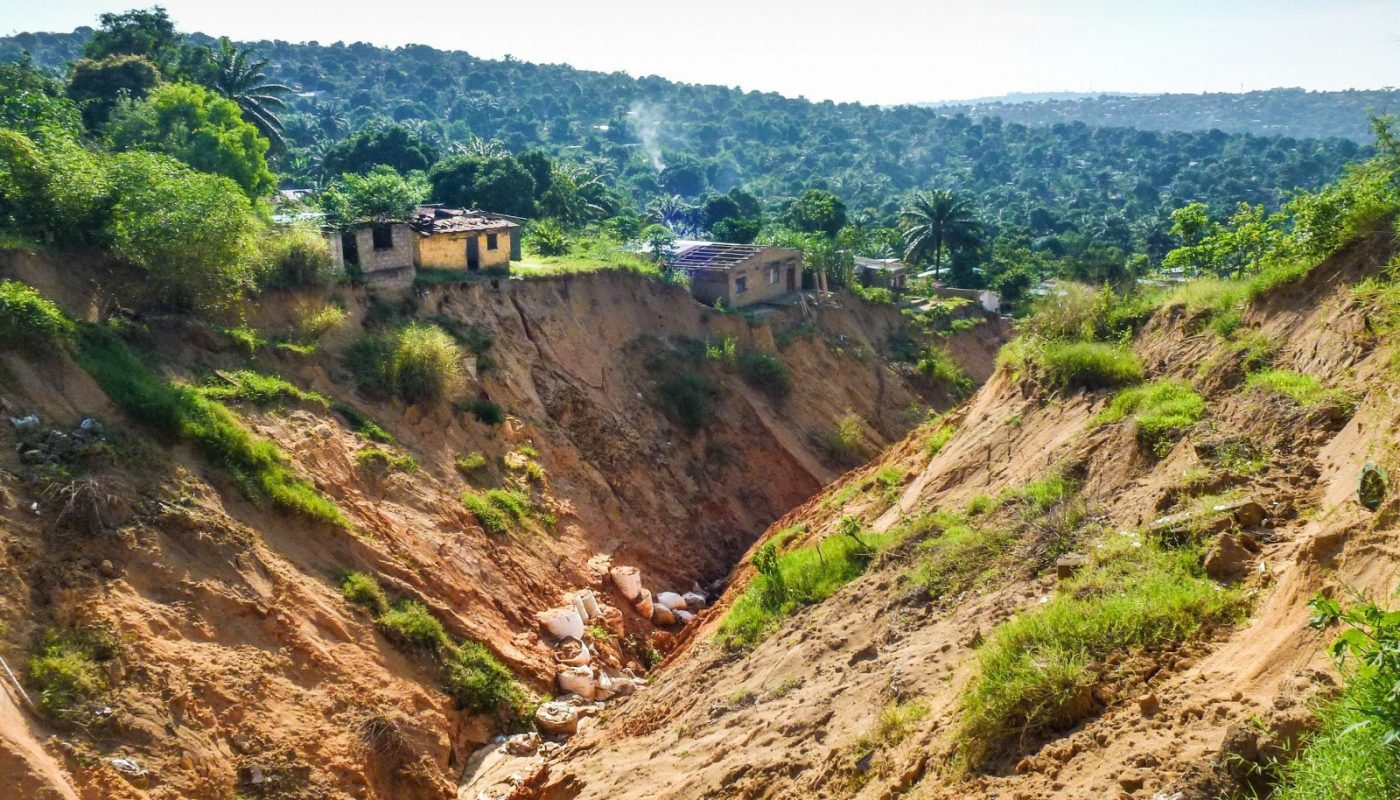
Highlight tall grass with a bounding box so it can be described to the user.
[27,627,116,720]
[78,327,348,528]
[347,323,465,404]
[1037,341,1144,390]
[957,532,1249,767]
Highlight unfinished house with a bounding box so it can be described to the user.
[345,221,416,288]
[854,257,910,291]
[670,242,802,308]
[411,207,521,272]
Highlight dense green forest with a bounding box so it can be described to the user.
[0,10,1389,299]
[928,88,1400,142]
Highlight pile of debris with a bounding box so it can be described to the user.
[608,565,707,628]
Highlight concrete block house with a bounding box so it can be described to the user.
[669,242,802,309]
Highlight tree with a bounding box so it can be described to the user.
[788,188,848,237]
[319,165,427,228]
[107,82,276,198]
[0,58,83,140]
[209,38,292,151]
[66,55,160,129]
[900,189,984,280]
[659,154,707,197]
[427,153,536,217]
[642,224,677,267]
[83,7,181,68]
[104,150,262,311]
[321,123,439,177]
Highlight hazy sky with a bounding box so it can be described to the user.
[1,0,1397,104]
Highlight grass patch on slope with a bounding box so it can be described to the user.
[1093,379,1206,456]
[27,626,117,721]
[718,519,902,650]
[198,369,328,408]
[78,326,348,528]
[1246,368,1358,412]
[339,572,530,718]
[461,488,543,535]
[957,531,1249,767]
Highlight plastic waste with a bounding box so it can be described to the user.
[542,606,585,641]
[656,591,687,611]
[610,566,642,601]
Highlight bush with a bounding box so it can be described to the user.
[79,327,348,527]
[105,151,262,312]
[1037,341,1144,391]
[819,411,869,466]
[1271,595,1400,799]
[349,324,465,405]
[461,488,533,535]
[465,398,505,425]
[444,641,530,717]
[393,323,465,404]
[958,532,1248,766]
[336,572,529,719]
[916,345,973,395]
[340,571,390,617]
[737,351,792,399]
[28,627,116,719]
[355,447,419,473]
[378,600,450,655]
[300,304,347,341]
[0,279,74,353]
[259,224,335,288]
[1247,368,1357,411]
[529,218,571,256]
[1019,282,1105,341]
[1094,379,1206,455]
[657,371,718,433]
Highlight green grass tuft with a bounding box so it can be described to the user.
[1247,368,1357,411]
[1094,379,1206,455]
[340,571,390,616]
[27,627,117,720]
[1037,340,1144,390]
[461,488,535,535]
[378,600,451,655]
[736,350,792,400]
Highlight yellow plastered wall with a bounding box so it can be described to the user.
[414,230,512,270]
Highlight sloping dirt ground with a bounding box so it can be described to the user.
[0,256,1001,800]
[528,230,1400,800]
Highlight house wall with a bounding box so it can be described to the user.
[354,224,415,274]
[323,231,344,274]
[415,230,513,271]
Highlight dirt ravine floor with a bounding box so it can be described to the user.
[503,229,1400,800]
[0,251,1004,800]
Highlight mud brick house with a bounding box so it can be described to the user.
[669,242,802,308]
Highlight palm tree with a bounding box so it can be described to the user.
[900,189,984,280]
[311,100,348,142]
[211,38,292,151]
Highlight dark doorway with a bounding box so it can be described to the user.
[342,232,359,268]
[786,266,796,291]
[467,236,480,270]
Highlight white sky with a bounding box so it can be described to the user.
[2,0,1398,104]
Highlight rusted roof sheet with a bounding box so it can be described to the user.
[670,243,798,271]
[410,206,519,236]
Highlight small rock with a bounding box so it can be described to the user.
[99,560,117,579]
[1056,552,1089,579]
